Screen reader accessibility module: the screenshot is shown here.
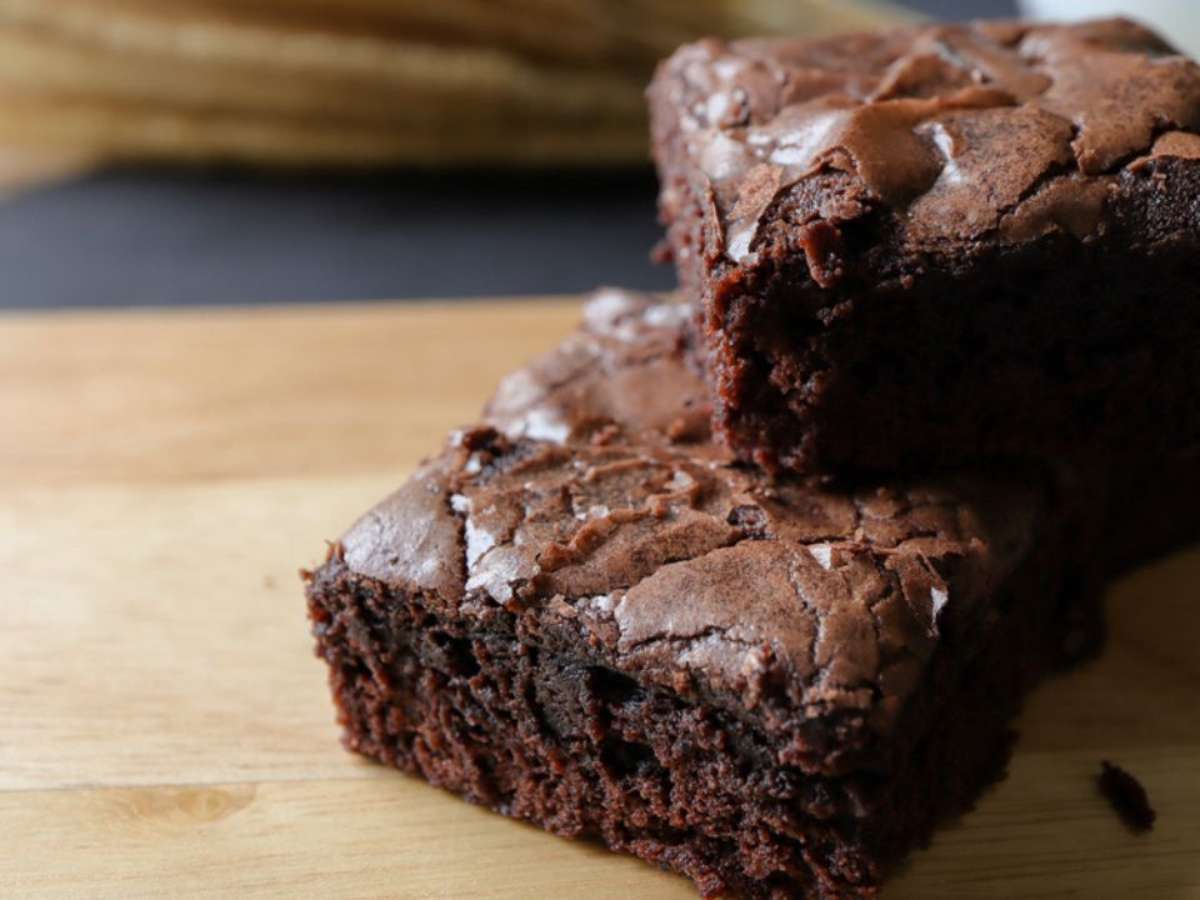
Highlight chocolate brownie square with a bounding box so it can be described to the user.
[305,290,1107,898]
[649,19,1200,474]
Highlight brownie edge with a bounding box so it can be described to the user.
[649,18,1200,475]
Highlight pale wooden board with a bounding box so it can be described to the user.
[0,299,582,486]
[1,299,1197,898]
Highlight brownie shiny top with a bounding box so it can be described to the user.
[651,18,1200,273]
[485,287,714,451]
[338,291,1047,769]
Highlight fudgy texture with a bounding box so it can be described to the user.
[306,290,1106,898]
[649,18,1200,474]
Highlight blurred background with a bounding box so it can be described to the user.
[1,0,1192,309]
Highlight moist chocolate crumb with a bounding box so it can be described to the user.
[1098,760,1156,832]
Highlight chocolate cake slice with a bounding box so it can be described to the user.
[648,18,1200,475]
[305,290,1107,898]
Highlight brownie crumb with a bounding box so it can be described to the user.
[1098,761,1156,833]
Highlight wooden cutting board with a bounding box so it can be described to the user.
[1,298,1197,899]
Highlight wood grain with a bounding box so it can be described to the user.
[0,298,581,486]
[1,299,1197,898]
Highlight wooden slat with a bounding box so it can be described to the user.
[0,299,581,486]
[0,145,94,195]
[0,475,396,790]
[0,779,695,899]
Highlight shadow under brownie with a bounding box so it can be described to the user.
[649,18,1200,475]
[305,290,1110,898]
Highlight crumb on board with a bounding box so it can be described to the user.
[1098,760,1156,833]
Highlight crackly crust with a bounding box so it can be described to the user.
[650,18,1200,272]
[483,287,714,449]
[335,290,1057,775]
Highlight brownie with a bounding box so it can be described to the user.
[305,290,1108,898]
[648,18,1200,474]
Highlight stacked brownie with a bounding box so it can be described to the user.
[306,19,1200,899]
[648,18,1200,477]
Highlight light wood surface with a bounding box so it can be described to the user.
[1,298,1197,898]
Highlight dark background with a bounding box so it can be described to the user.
[2,0,1014,309]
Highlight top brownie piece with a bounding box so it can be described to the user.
[649,18,1200,474]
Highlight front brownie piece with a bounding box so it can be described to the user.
[306,300,1104,898]
[484,287,715,450]
[649,18,1200,474]
[306,433,1097,898]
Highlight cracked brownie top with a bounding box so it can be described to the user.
[650,17,1200,282]
[336,290,1055,772]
